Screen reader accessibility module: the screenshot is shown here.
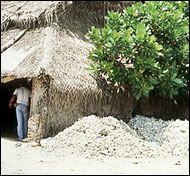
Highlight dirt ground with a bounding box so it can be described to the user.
[1,134,189,175]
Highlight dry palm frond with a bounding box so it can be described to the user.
[1,1,72,31]
[1,28,28,53]
[1,1,137,32]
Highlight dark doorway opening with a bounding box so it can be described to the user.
[1,78,32,141]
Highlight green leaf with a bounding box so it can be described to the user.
[102,28,108,38]
[86,67,94,72]
[85,33,90,40]
[152,79,159,85]
[173,78,183,84]
[123,28,133,42]
[127,7,134,16]
[136,23,146,40]
[169,91,173,99]
[183,44,189,52]
[152,10,159,17]
[147,84,154,90]
[143,89,149,97]
[136,31,145,40]
[149,35,156,44]
[155,44,163,51]
[182,26,189,33]
[106,42,112,48]
[163,69,168,74]
[172,90,178,95]
[91,26,95,31]
[173,12,181,20]
[109,37,115,45]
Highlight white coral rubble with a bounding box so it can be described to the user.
[41,115,189,159]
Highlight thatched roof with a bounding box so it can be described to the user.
[1,1,136,93]
[1,1,73,31]
[1,1,136,31]
[1,27,100,93]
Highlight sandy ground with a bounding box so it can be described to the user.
[1,137,189,175]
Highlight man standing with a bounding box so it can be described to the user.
[9,86,31,141]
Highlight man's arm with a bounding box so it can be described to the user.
[9,95,17,108]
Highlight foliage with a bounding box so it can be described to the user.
[85,1,189,100]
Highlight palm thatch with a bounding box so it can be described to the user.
[1,1,136,32]
[1,26,99,93]
[1,1,72,31]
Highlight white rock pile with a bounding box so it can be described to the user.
[41,115,189,159]
[128,115,189,157]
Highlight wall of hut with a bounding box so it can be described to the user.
[29,78,136,139]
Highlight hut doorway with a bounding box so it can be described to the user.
[1,78,32,141]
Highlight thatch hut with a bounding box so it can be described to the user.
[2,1,188,141]
[1,1,137,139]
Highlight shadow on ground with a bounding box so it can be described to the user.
[1,126,18,142]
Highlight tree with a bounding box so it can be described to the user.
[85,1,189,100]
